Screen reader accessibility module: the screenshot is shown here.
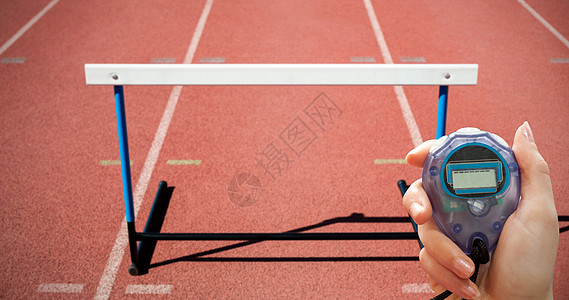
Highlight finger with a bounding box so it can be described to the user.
[402,179,432,225]
[405,139,436,168]
[426,274,447,296]
[427,275,463,300]
[512,122,558,227]
[418,218,475,280]
[420,248,480,299]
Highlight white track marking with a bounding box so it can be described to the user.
[150,57,177,64]
[362,0,423,147]
[401,283,432,293]
[0,0,59,56]
[374,158,406,164]
[93,0,214,299]
[37,283,83,293]
[125,284,173,295]
[400,57,426,63]
[550,58,569,63]
[199,56,225,63]
[350,56,376,62]
[517,0,569,50]
[1,57,27,63]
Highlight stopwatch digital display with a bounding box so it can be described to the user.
[422,128,521,254]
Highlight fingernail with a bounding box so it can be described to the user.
[409,203,423,218]
[523,121,535,143]
[454,258,474,278]
[406,146,420,159]
[461,282,480,299]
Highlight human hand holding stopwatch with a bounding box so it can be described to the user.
[402,122,558,299]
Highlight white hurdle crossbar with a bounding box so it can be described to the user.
[85,64,478,86]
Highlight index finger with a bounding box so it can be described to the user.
[405,139,436,168]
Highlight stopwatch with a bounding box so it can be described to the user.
[422,128,521,254]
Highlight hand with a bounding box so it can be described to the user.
[402,122,559,299]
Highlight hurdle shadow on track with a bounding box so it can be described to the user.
[560,216,569,233]
[136,185,175,275]
[148,212,420,271]
[141,184,569,273]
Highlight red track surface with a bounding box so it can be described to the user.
[1,0,568,299]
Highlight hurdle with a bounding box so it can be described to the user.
[85,63,478,275]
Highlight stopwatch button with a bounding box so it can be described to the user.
[430,135,448,153]
[491,133,510,148]
[457,127,480,133]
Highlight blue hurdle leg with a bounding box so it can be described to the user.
[114,86,135,222]
[113,85,139,271]
[437,86,449,139]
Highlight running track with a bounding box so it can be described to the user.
[0,0,568,298]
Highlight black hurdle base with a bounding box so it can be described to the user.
[126,181,422,276]
[398,180,424,249]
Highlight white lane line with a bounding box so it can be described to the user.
[363,0,393,64]
[0,0,60,56]
[37,283,84,293]
[93,0,214,299]
[401,283,432,293]
[125,284,173,295]
[362,0,423,147]
[394,86,422,146]
[517,0,569,50]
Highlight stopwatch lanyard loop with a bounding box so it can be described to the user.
[430,239,490,300]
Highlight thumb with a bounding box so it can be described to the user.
[512,122,557,225]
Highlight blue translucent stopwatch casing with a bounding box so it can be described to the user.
[422,128,521,254]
